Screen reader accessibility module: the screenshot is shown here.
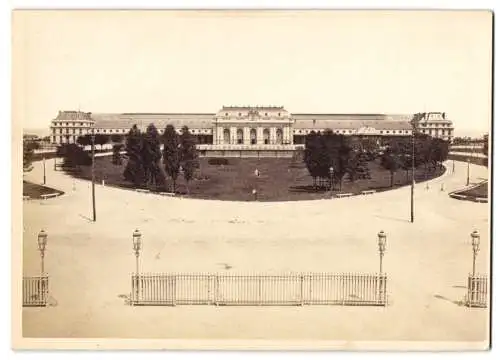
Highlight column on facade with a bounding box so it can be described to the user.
[283,125,290,144]
[213,126,219,144]
[257,127,264,145]
[243,127,250,145]
[270,127,277,145]
[230,127,237,145]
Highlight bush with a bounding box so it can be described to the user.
[56,144,92,168]
[208,158,230,166]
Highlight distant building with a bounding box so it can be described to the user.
[414,112,454,142]
[49,106,454,156]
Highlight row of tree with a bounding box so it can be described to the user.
[122,124,199,193]
[303,129,450,189]
[76,133,125,149]
[22,139,40,170]
[304,130,371,191]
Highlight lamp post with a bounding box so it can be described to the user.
[91,129,96,222]
[471,230,480,277]
[377,230,387,304]
[37,229,48,275]
[377,230,387,274]
[329,166,334,198]
[466,154,471,186]
[132,229,142,303]
[43,156,46,185]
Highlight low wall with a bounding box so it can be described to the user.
[198,149,297,158]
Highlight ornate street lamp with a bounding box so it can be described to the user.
[377,230,387,274]
[466,157,471,186]
[43,156,46,185]
[471,230,480,277]
[37,229,48,275]
[132,229,142,304]
[329,166,334,198]
[132,229,142,276]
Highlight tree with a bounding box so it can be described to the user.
[123,125,145,186]
[162,124,181,193]
[482,134,488,166]
[76,134,92,148]
[112,143,124,165]
[380,146,402,187]
[141,123,163,189]
[110,134,125,143]
[23,140,39,170]
[346,150,371,182]
[331,135,352,191]
[94,134,110,150]
[56,143,92,168]
[304,131,322,187]
[179,126,199,194]
[430,138,449,171]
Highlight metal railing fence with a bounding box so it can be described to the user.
[131,272,388,307]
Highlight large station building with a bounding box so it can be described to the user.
[50,106,454,157]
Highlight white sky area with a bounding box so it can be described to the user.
[13,10,492,137]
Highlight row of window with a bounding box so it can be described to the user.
[224,112,282,117]
[421,129,453,136]
[420,123,452,128]
[293,129,411,135]
[52,121,92,127]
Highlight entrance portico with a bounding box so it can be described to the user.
[214,106,294,146]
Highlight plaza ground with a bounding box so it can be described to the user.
[71,156,444,201]
[20,157,490,348]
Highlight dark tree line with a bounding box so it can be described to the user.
[304,130,371,191]
[304,129,449,189]
[122,123,199,192]
[23,139,40,170]
[380,134,449,187]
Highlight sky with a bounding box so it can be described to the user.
[13,10,492,137]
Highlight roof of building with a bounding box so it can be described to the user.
[55,111,93,120]
[92,113,214,129]
[55,110,419,131]
[294,119,412,131]
[221,105,285,110]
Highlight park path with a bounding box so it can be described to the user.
[20,158,490,347]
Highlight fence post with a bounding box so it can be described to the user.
[258,276,262,306]
[300,274,304,306]
[214,274,219,306]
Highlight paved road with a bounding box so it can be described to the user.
[20,158,490,348]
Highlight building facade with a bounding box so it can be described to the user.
[415,112,454,141]
[49,106,454,153]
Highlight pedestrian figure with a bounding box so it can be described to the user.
[252,188,257,201]
[254,169,260,177]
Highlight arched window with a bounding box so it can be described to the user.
[223,128,230,144]
[250,128,257,145]
[263,128,270,144]
[276,128,283,145]
[237,128,244,144]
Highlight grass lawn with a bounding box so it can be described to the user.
[23,181,64,199]
[70,156,445,202]
[456,182,488,199]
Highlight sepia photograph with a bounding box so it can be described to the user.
[12,9,493,350]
